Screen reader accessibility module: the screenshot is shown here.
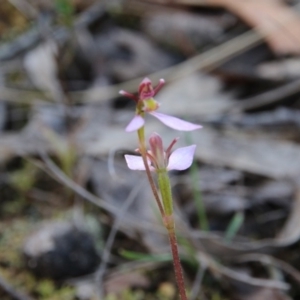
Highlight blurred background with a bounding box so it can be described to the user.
[1,0,300,299]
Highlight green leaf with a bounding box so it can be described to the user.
[120,250,171,262]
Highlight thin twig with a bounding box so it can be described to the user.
[229,77,300,113]
[34,153,164,234]
[1,4,298,105]
[94,180,148,299]
[0,2,106,61]
[0,274,34,300]
[8,0,38,19]
[236,254,300,285]
[190,264,206,300]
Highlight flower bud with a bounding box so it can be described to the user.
[149,133,166,169]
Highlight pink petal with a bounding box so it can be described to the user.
[119,90,138,102]
[124,155,154,171]
[167,145,196,171]
[153,78,165,95]
[149,112,202,131]
[125,115,145,132]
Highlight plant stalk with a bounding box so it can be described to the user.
[157,170,188,300]
[137,127,165,217]
[168,226,188,300]
[137,127,187,299]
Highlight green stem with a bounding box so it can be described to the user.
[137,127,187,299]
[190,160,209,231]
[157,170,173,216]
[185,132,209,231]
[225,211,244,241]
[157,170,187,300]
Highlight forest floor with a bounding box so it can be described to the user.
[1,0,300,299]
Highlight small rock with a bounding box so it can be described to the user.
[23,221,100,280]
[75,281,96,300]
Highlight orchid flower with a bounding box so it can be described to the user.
[125,132,196,172]
[119,78,202,132]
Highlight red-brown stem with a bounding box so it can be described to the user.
[141,152,165,217]
[138,128,165,217]
[168,227,188,300]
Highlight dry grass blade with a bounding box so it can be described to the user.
[217,264,289,290]
[213,0,300,55]
[276,187,300,243]
[3,2,300,104]
[186,250,290,292]
[0,14,274,103]
[78,28,262,103]
[194,128,300,180]
[229,77,300,113]
[146,0,300,54]
[31,153,164,234]
[237,254,300,285]
[189,264,206,300]
[8,0,37,19]
[187,185,300,257]
[0,274,34,300]
[239,287,292,300]
[2,2,300,106]
[94,180,148,299]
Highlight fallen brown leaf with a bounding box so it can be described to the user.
[189,186,300,258]
[235,287,292,300]
[104,271,149,295]
[208,0,300,55]
[150,0,300,55]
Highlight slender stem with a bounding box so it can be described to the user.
[137,127,165,217]
[137,127,187,299]
[185,132,208,231]
[157,170,173,216]
[168,226,188,300]
[157,170,187,299]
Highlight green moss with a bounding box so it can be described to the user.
[36,280,56,298]
[35,280,75,300]
[10,162,37,193]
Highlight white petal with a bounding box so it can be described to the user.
[125,115,145,132]
[125,155,154,171]
[124,155,146,170]
[167,145,196,171]
[149,112,202,131]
